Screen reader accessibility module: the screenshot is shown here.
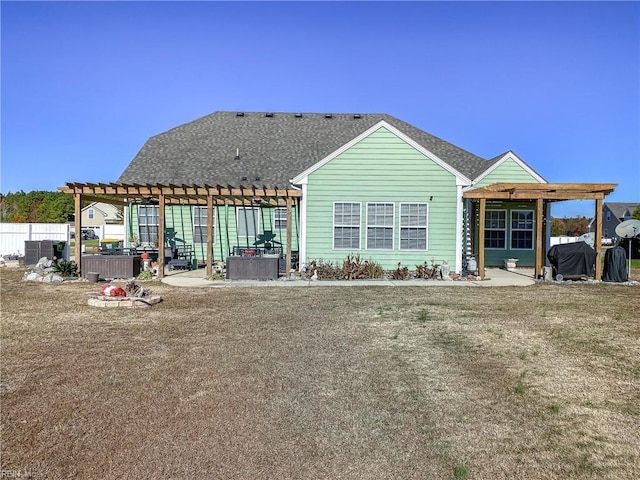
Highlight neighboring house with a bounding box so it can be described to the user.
[589,202,639,241]
[80,202,122,238]
[115,111,549,271]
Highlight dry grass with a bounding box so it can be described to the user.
[1,268,639,479]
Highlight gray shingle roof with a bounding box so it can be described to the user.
[117,111,492,187]
[605,202,639,220]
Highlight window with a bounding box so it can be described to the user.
[606,211,611,221]
[485,210,506,249]
[511,210,534,249]
[193,206,215,244]
[274,207,287,231]
[237,207,260,242]
[400,203,428,250]
[334,202,361,249]
[88,209,94,220]
[138,205,159,244]
[366,203,394,249]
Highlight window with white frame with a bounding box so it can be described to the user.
[367,203,394,249]
[511,210,534,249]
[88,209,94,220]
[274,207,287,231]
[334,202,361,249]
[193,206,215,244]
[400,203,428,250]
[237,207,260,243]
[485,210,506,249]
[138,205,159,244]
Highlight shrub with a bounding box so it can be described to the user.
[137,270,154,280]
[391,263,411,280]
[305,257,385,280]
[415,260,441,279]
[342,254,384,280]
[51,259,78,277]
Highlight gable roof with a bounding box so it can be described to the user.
[471,150,547,185]
[604,202,639,220]
[117,111,494,187]
[81,201,120,217]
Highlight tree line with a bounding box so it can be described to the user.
[0,191,76,223]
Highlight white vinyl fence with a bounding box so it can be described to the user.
[0,223,70,259]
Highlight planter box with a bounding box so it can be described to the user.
[82,255,141,280]
[226,256,279,280]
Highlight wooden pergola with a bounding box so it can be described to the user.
[58,182,302,278]
[463,183,617,280]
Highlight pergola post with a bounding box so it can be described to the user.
[285,196,293,277]
[478,198,486,279]
[535,198,544,279]
[74,193,82,276]
[158,194,166,278]
[594,198,603,280]
[206,195,214,278]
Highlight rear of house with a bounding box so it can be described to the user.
[115,111,551,273]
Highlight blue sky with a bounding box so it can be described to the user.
[1,1,638,217]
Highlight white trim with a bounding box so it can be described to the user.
[332,201,361,250]
[236,206,260,243]
[192,205,216,245]
[455,185,463,273]
[291,120,472,185]
[137,204,159,245]
[299,183,308,269]
[473,151,547,185]
[273,206,287,231]
[124,205,129,247]
[485,209,507,250]
[398,202,429,251]
[509,209,535,250]
[365,202,394,250]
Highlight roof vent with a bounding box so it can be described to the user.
[324,113,333,118]
[241,176,248,182]
[254,176,260,181]
[353,114,361,119]
[236,112,244,117]
[294,113,303,118]
[265,113,274,117]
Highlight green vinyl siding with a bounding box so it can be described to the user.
[127,204,299,264]
[475,157,541,188]
[304,127,459,270]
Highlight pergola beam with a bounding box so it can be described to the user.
[464,182,617,281]
[60,182,301,278]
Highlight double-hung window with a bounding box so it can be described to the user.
[366,203,394,250]
[400,203,428,250]
[334,202,361,249]
[237,207,260,244]
[138,205,159,244]
[485,210,506,249]
[193,206,215,244]
[511,210,534,249]
[274,207,287,231]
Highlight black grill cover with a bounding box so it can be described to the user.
[547,241,596,279]
[602,246,628,283]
